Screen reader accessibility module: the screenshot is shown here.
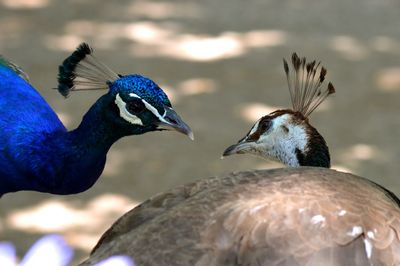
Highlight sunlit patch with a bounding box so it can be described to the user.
[6,194,138,251]
[170,33,245,61]
[7,201,90,232]
[129,29,288,61]
[50,21,287,61]
[331,164,352,173]
[347,144,377,161]
[56,112,72,128]
[238,103,281,122]
[242,30,287,48]
[178,78,217,95]
[124,22,175,45]
[66,232,102,252]
[0,0,48,9]
[126,1,200,19]
[45,35,85,51]
[376,67,400,91]
[330,35,368,61]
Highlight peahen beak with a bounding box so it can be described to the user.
[157,107,194,140]
[222,141,255,157]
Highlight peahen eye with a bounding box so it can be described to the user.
[260,119,271,131]
[126,98,146,113]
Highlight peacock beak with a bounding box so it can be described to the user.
[157,107,194,140]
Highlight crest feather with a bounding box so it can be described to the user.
[283,52,335,117]
[57,43,119,97]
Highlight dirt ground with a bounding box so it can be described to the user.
[0,0,399,264]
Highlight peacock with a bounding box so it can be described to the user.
[0,43,192,196]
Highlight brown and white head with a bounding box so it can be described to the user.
[223,53,335,168]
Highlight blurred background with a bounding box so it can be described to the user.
[0,0,399,264]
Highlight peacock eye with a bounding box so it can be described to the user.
[126,98,146,113]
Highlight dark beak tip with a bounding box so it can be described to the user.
[176,122,194,140]
[222,144,237,157]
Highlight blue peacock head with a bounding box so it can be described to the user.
[57,43,193,139]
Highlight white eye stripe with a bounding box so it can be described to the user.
[242,119,260,142]
[249,120,260,136]
[129,93,141,98]
[115,93,143,125]
[128,92,170,124]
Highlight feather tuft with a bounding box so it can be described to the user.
[283,59,289,75]
[328,82,335,94]
[283,53,335,117]
[56,43,119,97]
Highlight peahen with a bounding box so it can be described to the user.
[0,43,192,196]
[82,53,400,266]
[223,52,334,168]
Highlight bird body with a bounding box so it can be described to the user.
[83,168,400,266]
[0,44,192,196]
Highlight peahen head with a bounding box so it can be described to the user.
[223,53,335,168]
[57,43,193,139]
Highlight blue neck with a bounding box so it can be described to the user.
[15,95,125,195]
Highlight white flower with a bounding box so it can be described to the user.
[0,234,134,266]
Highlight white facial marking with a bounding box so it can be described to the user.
[310,215,325,225]
[363,238,373,259]
[128,92,171,125]
[115,94,143,125]
[338,210,347,216]
[129,93,141,98]
[255,114,308,166]
[248,119,260,137]
[347,226,363,237]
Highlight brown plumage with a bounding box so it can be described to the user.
[81,168,400,266]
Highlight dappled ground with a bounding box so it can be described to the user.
[0,0,399,264]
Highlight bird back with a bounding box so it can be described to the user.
[0,56,66,194]
[83,168,400,266]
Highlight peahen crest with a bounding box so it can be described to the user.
[283,53,335,118]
